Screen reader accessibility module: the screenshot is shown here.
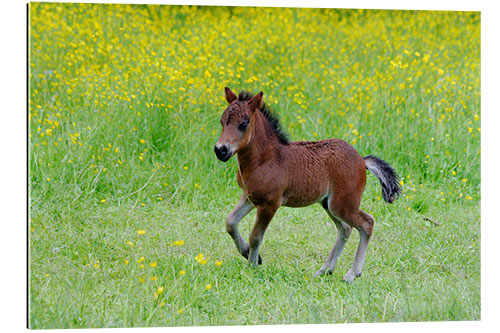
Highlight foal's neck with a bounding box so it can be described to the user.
[237,110,282,174]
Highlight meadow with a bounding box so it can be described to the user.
[28,3,481,328]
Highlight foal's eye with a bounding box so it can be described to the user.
[238,121,248,131]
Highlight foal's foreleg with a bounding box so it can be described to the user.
[314,210,352,277]
[248,204,278,266]
[226,194,254,260]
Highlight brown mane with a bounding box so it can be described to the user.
[237,91,289,145]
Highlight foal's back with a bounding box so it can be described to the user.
[280,138,366,208]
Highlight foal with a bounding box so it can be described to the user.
[214,87,401,282]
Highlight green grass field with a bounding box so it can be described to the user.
[28,3,480,328]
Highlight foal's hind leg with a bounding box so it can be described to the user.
[226,193,257,262]
[314,207,352,277]
[342,210,375,283]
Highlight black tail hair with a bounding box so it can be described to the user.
[364,155,401,203]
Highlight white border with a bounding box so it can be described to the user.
[2,0,499,332]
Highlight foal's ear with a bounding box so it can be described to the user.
[224,87,238,104]
[248,91,263,112]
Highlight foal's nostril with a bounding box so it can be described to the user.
[214,145,231,161]
[215,145,227,155]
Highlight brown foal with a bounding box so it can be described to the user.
[214,87,401,282]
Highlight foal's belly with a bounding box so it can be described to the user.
[280,160,330,207]
[281,182,329,207]
[281,195,326,208]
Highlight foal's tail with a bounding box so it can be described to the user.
[364,155,401,203]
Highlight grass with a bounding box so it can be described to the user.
[28,3,480,328]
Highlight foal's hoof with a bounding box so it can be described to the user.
[248,256,263,267]
[343,270,361,283]
[314,268,333,277]
[252,255,262,265]
[242,249,262,265]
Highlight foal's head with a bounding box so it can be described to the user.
[214,87,263,162]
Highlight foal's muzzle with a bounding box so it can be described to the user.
[214,145,232,162]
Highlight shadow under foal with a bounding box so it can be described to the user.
[214,87,401,282]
